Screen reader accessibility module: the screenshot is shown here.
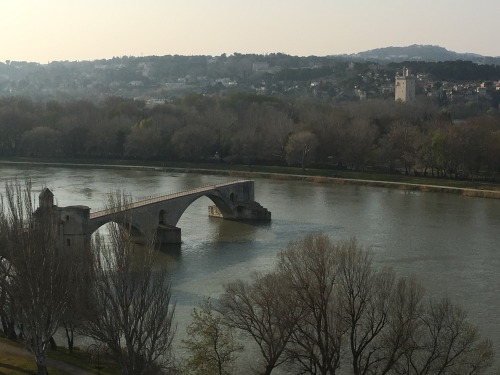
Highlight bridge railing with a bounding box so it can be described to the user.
[89,179,249,219]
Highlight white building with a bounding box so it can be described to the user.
[395,67,416,102]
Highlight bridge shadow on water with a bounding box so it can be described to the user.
[210,218,272,243]
[155,218,272,258]
[123,212,273,283]
[158,242,182,258]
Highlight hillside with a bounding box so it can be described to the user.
[1,45,499,103]
[347,44,500,64]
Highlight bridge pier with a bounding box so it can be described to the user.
[208,201,271,221]
[156,224,181,245]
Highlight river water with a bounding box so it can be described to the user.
[1,164,500,367]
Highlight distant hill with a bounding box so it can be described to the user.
[346,44,500,65]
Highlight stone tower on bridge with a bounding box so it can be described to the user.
[37,187,91,251]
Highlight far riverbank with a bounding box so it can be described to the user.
[1,158,500,199]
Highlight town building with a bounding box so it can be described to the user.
[395,67,416,102]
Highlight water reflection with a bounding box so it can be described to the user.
[1,163,500,364]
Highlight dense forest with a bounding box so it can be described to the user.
[388,60,500,81]
[1,93,500,181]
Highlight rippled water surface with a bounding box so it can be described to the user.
[2,163,500,366]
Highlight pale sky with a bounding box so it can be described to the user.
[1,0,499,63]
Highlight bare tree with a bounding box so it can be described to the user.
[398,297,494,375]
[0,204,17,340]
[257,105,294,163]
[219,271,302,375]
[277,234,345,375]
[378,275,424,374]
[183,297,243,375]
[215,234,494,375]
[0,247,18,341]
[0,180,78,375]
[82,191,176,375]
[335,240,425,375]
[278,235,493,375]
[285,130,319,170]
[336,239,388,375]
[61,270,91,353]
[338,118,378,170]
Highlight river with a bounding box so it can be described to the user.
[1,163,500,368]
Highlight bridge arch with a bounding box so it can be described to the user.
[164,191,240,227]
[90,216,148,242]
[56,180,270,248]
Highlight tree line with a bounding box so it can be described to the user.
[0,181,496,374]
[388,60,500,82]
[1,94,500,181]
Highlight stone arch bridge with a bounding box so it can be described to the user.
[38,180,271,248]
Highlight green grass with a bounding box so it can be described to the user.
[0,337,120,375]
[0,355,68,375]
[47,346,120,375]
[0,338,69,375]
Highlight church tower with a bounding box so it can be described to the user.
[395,67,416,102]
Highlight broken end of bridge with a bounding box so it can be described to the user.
[155,192,272,246]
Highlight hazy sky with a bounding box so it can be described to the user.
[2,0,499,63]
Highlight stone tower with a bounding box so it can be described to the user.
[39,187,54,208]
[395,67,416,102]
[36,189,91,252]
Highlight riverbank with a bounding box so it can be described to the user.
[0,339,95,375]
[2,158,500,199]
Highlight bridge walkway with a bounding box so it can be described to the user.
[89,179,249,219]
